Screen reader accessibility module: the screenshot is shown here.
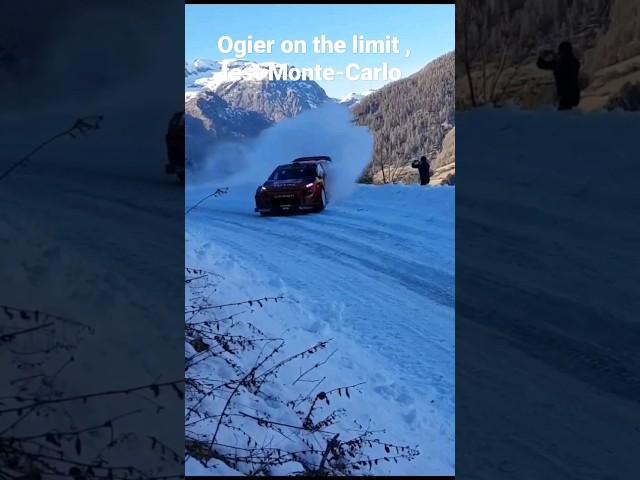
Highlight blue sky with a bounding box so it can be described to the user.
[185,4,454,98]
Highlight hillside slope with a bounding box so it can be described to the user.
[456,0,640,110]
[352,52,455,183]
[430,127,455,186]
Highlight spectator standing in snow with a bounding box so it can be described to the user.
[536,41,581,110]
[412,155,430,185]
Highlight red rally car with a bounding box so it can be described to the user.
[255,156,331,215]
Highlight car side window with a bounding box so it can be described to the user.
[317,165,324,178]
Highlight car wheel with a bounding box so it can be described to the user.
[315,188,327,212]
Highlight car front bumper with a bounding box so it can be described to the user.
[255,190,318,212]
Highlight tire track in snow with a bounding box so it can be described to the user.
[200,213,453,362]
[203,211,454,310]
[187,184,455,474]
[188,187,454,406]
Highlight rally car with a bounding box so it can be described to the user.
[254,156,331,215]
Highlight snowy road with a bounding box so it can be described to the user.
[185,183,455,474]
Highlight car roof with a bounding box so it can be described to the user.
[291,156,331,164]
[276,163,315,169]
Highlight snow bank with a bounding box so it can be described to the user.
[456,107,640,478]
[0,104,184,476]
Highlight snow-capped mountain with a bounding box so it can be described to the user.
[187,59,286,93]
[337,89,377,108]
[185,59,220,77]
[185,59,221,90]
[184,59,331,165]
[185,59,328,122]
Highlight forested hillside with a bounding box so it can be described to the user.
[456,0,640,110]
[352,52,455,183]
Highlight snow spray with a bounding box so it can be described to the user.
[194,102,374,203]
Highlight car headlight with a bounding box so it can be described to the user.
[305,183,314,189]
[261,186,267,191]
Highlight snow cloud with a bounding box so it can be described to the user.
[193,102,373,203]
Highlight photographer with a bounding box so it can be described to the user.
[537,41,581,110]
[411,155,431,186]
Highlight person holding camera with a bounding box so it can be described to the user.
[411,155,431,186]
[537,41,581,110]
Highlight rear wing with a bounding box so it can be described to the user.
[292,156,332,163]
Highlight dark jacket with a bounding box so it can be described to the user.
[537,49,581,109]
[412,157,430,184]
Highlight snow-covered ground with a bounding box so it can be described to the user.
[185,182,455,475]
[456,107,640,479]
[0,105,185,474]
[1,3,180,476]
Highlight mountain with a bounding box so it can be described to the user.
[185,58,220,81]
[184,59,330,164]
[352,51,455,184]
[185,59,328,121]
[185,91,272,163]
[185,89,271,139]
[456,0,640,110]
[337,89,377,108]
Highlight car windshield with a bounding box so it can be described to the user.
[269,164,316,181]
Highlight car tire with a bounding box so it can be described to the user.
[315,188,327,212]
